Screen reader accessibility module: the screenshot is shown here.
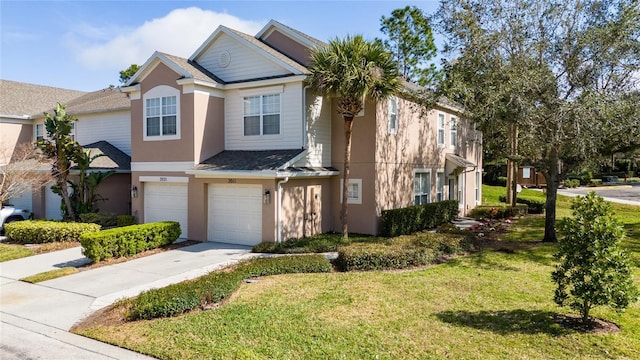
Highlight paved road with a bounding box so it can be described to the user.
[556,184,640,206]
[1,242,255,359]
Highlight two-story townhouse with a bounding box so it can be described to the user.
[0,80,132,219]
[123,20,482,244]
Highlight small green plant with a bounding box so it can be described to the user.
[552,192,639,323]
[20,267,78,283]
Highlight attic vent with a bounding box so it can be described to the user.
[218,50,231,68]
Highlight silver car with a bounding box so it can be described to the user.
[0,204,31,234]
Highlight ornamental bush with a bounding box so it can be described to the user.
[5,220,100,243]
[468,204,528,220]
[498,195,545,214]
[552,192,638,323]
[80,221,180,262]
[379,200,459,237]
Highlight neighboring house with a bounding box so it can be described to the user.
[518,165,547,188]
[0,80,132,219]
[122,20,482,244]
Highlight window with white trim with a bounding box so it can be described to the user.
[414,170,431,205]
[388,97,398,133]
[437,113,445,146]
[450,116,458,149]
[143,86,180,141]
[35,123,44,141]
[69,122,76,142]
[436,171,445,202]
[244,94,280,136]
[340,178,362,204]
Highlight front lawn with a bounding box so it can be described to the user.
[73,185,640,359]
[0,243,34,262]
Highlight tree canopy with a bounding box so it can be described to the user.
[379,5,438,87]
[437,0,640,242]
[307,35,400,237]
[119,64,140,85]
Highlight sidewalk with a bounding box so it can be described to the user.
[1,241,256,359]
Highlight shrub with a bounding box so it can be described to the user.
[236,254,333,277]
[496,176,508,187]
[379,200,459,237]
[126,255,332,320]
[252,233,372,254]
[335,237,436,272]
[553,192,639,323]
[5,221,101,244]
[498,195,545,214]
[117,215,136,227]
[468,205,528,220]
[413,231,474,255]
[79,213,118,227]
[564,179,580,188]
[80,221,180,262]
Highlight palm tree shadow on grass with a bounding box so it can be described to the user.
[435,309,573,336]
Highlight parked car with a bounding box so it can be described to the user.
[0,204,31,235]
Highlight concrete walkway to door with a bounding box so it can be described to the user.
[1,241,256,359]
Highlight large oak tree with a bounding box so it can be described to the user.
[437,0,640,242]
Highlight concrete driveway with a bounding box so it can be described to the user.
[1,242,255,359]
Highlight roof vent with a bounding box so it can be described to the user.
[218,50,231,68]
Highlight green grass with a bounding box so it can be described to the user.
[74,185,640,359]
[20,267,79,283]
[76,247,640,359]
[0,243,34,262]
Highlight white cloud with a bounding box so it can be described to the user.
[70,7,265,70]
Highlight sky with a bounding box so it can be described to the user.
[0,0,442,92]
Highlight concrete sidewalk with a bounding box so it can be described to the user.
[1,241,256,359]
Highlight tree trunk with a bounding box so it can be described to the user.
[341,117,354,239]
[543,151,560,242]
[506,122,519,206]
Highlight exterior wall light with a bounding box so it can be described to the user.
[263,189,271,204]
[131,186,138,198]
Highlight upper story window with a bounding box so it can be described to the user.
[414,170,431,205]
[450,116,458,149]
[388,97,398,134]
[143,85,180,141]
[244,94,280,136]
[437,113,445,147]
[35,123,44,141]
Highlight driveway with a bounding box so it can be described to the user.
[1,242,255,359]
[556,183,640,206]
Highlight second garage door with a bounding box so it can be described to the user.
[208,184,262,245]
[144,182,188,238]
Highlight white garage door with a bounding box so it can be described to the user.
[45,185,63,220]
[208,184,262,245]
[144,182,188,238]
[9,186,32,212]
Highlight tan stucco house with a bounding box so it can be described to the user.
[0,80,132,218]
[121,20,483,245]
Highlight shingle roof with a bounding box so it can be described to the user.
[77,141,131,171]
[195,149,305,171]
[0,80,86,117]
[63,88,130,115]
[224,27,308,74]
[160,52,225,84]
[267,20,326,48]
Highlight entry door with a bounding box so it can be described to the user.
[448,178,456,201]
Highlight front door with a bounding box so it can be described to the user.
[448,178,456,201]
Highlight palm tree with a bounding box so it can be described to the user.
[307,35,400,238]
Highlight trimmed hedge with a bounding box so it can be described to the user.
[79,213,137,228]
[126,254,332,320]
[79,221,180,262]
[380,200,459,237]
[499,195,545,214]
[5,221,101,244]
[469,205,528,220]
[335,232,472,272]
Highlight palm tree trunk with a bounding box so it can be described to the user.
[342,117,354,239]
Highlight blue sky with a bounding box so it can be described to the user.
[1,0,442,91]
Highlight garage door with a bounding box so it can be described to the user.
[208,184,262,245]
[9,186,32,212]
[144,182,188,238]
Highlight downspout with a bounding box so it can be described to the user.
[302,85,309,149]
[277,177,290,243]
